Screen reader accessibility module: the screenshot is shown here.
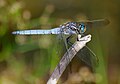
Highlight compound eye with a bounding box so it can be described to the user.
[79,23,86,33]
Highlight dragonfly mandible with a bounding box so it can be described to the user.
[12,19,109,68]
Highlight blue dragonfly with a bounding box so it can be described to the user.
[12,19,109,68]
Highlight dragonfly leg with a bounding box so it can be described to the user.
[66,35,73,46]
[66,35,74,73]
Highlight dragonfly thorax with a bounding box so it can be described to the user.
[61,22,86,34]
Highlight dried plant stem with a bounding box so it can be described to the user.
[47,34,92,84]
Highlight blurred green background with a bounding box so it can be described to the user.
[0,0,120,84]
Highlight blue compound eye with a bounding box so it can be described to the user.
[79,23,86,33]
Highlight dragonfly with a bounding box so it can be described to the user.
[12,19,109,69]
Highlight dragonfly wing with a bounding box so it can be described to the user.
[76,46,99,69]
[58,32,73,73]
[85,19,110,29]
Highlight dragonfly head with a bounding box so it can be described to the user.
[78,23,86,34]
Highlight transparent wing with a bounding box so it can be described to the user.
[87,19,109,27]
[76,46,99,70]
[57,30,73,73]
[80,19,110,29]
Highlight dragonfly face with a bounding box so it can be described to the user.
[78,23,86,34]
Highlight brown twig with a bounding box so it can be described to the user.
[47,34,92,84]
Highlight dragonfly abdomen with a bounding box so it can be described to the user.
[12,28,61,35]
